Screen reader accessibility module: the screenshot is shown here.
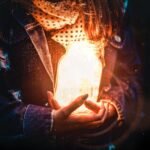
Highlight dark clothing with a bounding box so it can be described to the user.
[0,1,142,149]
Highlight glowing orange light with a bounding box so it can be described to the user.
[54,41,102,113]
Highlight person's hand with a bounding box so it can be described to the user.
[47,91,106,135]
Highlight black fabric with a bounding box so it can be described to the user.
[23,105,51,136]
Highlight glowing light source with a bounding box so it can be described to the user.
[54,41,102,113]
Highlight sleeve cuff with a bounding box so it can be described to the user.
[23,104,53,137]
[100,86,125,124]
[101,98,124,123]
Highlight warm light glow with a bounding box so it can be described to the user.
[54,41,102,113]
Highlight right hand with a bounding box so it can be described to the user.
[47,92,106,135]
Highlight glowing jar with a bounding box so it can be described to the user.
[54,41,102,113]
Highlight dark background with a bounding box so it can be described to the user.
[119,0,150,149]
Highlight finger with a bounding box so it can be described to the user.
[68,113,99,123]
[84,100,100,113]
[60,94,88,119]
[99,102,109,123]
[76,102,105,122]
[83,103,112,129]
[67,105,105,124]
[47,91,60,110]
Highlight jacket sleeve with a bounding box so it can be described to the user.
[0,64,53,138]
[100,29,142,130]
[0,95,53,138]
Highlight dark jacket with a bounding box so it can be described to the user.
[0,1,142,149]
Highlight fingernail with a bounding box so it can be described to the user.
[81,94,88,100]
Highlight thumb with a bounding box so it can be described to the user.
[47,91,60,110]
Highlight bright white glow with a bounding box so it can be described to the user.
[54,41,102,113]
